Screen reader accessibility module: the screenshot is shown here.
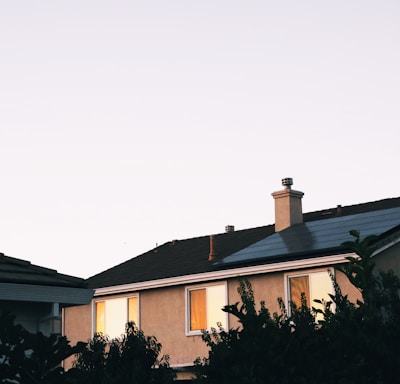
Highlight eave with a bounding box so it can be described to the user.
[94,253,354,297]
[0,283,94,306]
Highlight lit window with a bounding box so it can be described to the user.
[187,283,227,335]
[95,296,139,338]
[287,270,334,320]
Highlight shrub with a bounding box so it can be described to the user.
[194,231,400,383]
[69,322,175,384]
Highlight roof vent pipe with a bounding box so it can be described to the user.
[208,235,218,261]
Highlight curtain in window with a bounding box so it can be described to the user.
[128,297,138,326]
[289,276,310,309]
[96,301,105,334]
[190,289,207,331]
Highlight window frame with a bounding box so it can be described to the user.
[92,294,140,338]
[284,268,334,318]
[185,281,228,336]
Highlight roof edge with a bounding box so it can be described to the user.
[93,253,353,296]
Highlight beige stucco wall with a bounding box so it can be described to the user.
[140,285,208,367]
[63,303,92,369]
[227,273,284,329]
[63,252,397,373]
[139,274,291,367]
[335,268,362,304]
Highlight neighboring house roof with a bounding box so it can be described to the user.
[0,254,93,305]
[88,197,400,289]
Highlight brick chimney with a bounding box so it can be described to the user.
[271,178,304,232]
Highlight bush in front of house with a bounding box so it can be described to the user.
[0,314,174,384]
[194,231,400,384]
[0,311,82,384]
[68,322,175,384]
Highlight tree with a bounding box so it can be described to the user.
[69,322,175,384]
[194,231,400,384]
[0,311,82,384]
[0,311,27,383]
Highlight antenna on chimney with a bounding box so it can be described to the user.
[281,177,293,189]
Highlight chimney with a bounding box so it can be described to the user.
[208,235,218,261]
[225,225,235,233]
[271,178,304,232]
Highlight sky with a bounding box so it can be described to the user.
[1,1,399,279]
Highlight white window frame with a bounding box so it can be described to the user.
[185,281,228,336]
[284,268,335,318]
[92,294,140,338]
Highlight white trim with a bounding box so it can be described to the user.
[170,363,194,369]
[372,234,400,257]
[284,267,335,317]
[92,293,140,337]
[94,253,354,297]
[185,281,228,336]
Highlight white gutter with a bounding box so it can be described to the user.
[94,253,354,297]
[371,232,400,257]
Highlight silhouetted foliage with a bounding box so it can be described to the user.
[0,312,82,384]
[0,315,174,384]
[68,322,175,384]
[194,231,400,383]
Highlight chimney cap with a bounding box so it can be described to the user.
[281,177,293,189]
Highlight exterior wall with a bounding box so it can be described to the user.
[140,285,208,368]
[335,268,362,304]
[227,273,284,329]
[63,303,92,369]
[141,275,287,369]
[62,259,386,375]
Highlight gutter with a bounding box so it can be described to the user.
[94,253,354,296]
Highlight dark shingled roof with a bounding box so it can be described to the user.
[0,254,88,288]
[88,197,400,289]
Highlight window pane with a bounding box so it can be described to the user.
[289,276,310,309]
[96,301,105,334]
[190,289,207,331]
[105,298,127,339]
[207,285,227,330]
[310,272,333,319]
[128,297,138,326]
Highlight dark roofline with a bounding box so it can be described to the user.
[303,197,400,222]
[87,196,400,288]
[0,253,88,288]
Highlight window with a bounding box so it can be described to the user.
[186,283,227,335]
[286,270,334,320]
[95,296,139,338]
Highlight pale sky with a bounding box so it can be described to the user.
[1,1,399,279]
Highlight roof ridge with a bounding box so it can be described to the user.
[163,197,400,242]
[304,197,400,222]
[87,196,400,285]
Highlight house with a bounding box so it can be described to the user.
[63,179,400,381]
[0,254,93,336]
